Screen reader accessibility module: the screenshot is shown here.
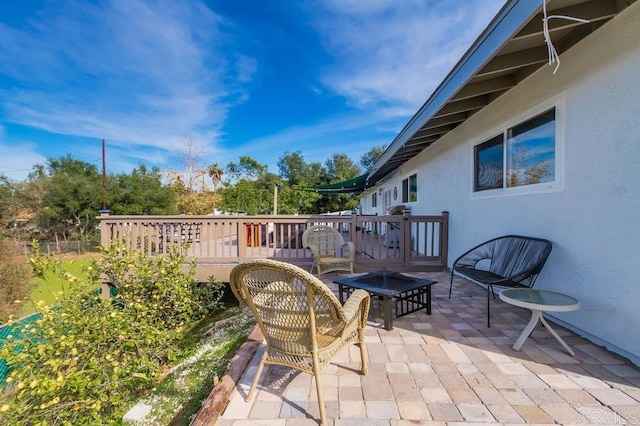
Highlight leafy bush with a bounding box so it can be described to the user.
[0,238,35,322]
[0,243,227,425]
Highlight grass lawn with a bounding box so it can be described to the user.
[19,254,98,317]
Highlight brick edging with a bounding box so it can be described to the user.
[190,325,264,426]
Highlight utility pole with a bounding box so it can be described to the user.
[100,139,108,213]
[273,182,279,215]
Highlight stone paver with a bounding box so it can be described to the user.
[456,403,496,422]
[365,400,400,419]
[539,403,583,424]
[397,401,432,420]
[586,387,640,405]
[216,271,640,425]
[486,403,524,423]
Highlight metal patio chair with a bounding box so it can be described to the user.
[449,235,552,327]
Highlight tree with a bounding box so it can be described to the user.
[166,137,220,214]
[225,156,267,181]
[0,236,34,322]
[0,176,37,240]
[0,175,19,231]
[217,157,272,214]
[27,156,103,243]
[315,154,362,213]
[218,179,270,215]
[207,163,224,190]
[277,152,324,213]
[278,151,308,186]
[20,156,180,243]
[325,154,361,182]
[178,135,208,191]
[108,165,177,215]
[360,145,387,171]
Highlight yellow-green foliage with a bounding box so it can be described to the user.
[0,243,225,425]
[0,238,35,323]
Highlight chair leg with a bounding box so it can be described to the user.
[358,328,368,375]
[246,352,267,401]
[487,286,491,328]
[449,271,454,299]
[312,352,327,426]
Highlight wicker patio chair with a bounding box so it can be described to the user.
[230,259,370,426]
[302,224,356,275]
[449,235,552,327]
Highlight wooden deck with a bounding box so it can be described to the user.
[98,212,449,282]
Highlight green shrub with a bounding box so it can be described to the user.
[0,243,226,425]
[0,238,35,323]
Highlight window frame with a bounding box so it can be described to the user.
[401,173,418,203]
[401,179,408,203]
[383,186,392,211]
[471,96,565,199]
[409,174,418,202]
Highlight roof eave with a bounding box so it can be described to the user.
[367,0,542,184]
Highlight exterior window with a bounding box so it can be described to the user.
[475,134,504,191]
[401,174,418,202]
[371,192,377,207]
[507,109,555,188]
[402,179,408,203]
[383,188,392,211]
[474,107,556,193]
[409,174,417,202]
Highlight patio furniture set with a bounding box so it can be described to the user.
[229,228,576,425]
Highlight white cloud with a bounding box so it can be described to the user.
[310,0,507,113]
[0,142,46,182]
[0,0,509,180]
[0,0,248,154]
[208,0,507,175]
[225,110,399,173]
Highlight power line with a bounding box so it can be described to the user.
[0,168,32,173]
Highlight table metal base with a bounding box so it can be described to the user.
[513,309,575,356]
[338,284,432,331]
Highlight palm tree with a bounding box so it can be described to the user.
[207,163,224,190]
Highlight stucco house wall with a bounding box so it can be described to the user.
[363,3,640,364]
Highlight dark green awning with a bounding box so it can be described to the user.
[308,174,369,194]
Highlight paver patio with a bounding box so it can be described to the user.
[216,270,640,425]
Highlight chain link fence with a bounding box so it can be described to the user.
[22,240,100,255]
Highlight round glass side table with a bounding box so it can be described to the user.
[499,288,580,356]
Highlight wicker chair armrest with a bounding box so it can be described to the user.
[306,244,322,259]
[342,289,370,326]
[341,241,356,259]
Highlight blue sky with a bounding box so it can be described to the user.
[0,0,506,182]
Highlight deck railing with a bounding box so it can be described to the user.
[99,211,449,281]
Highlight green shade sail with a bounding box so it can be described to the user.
[307,173,369,194]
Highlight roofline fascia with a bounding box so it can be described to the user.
[367,0,542,181]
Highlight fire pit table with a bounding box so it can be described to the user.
[333,269,437,330]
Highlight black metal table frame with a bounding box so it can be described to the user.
[334,271,437,331]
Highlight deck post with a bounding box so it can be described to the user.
[441,211,449,269]
[98,209,112,299]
